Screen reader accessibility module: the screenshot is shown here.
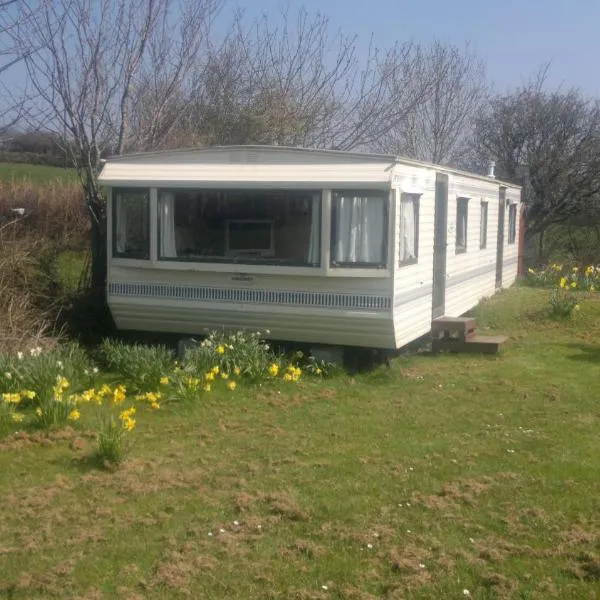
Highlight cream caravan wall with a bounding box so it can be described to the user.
[391,164,437,348]
[99,147,396,188]
[502,186,521,288]
[443,174,504,318]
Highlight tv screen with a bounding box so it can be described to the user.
[226,220,273,255]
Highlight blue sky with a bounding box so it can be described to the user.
[229,0,600,95]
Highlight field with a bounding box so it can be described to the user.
[0,286,599,599]
[0,162,77,184]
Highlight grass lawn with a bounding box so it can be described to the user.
[1,286,599,599]
[0,162,77,184]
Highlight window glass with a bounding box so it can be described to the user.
[330,192,387,267]
[158,190,320,266]
[508,204,517,244]
[456,197,469,254]
[113,188,150,259]
[399,193,419,265]
[480,201,488,249]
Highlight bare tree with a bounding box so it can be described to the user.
[174,8,431,152]
[474,69,600,253]
[14,0,221,292]
[376,42,486,165]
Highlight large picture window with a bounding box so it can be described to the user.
[112,188,150,259]
[158,189,321,266]
[456,197,469,254]
[508,204,517,244]
[399,193,419,265]
[330,191,387,268]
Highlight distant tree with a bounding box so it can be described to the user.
[473,70,600,251]
[14,0,221,293]
[376,42,486,166]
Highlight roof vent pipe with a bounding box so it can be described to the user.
[487,160,496,178]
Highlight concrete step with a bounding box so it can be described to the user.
[432,334,508,355]
[431,316,477,342]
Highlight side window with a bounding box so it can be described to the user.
[480,201,488,249]
[330,191,387,268]
[113,188,150,259]
[508,204,517,244]
[399,193,419,265]
[456,197,469,254]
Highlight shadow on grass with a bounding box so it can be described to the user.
[564,343,600,363]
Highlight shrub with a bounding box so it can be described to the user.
[183,330,277,382]
[32,374,81,429]
[95,405,136,465]
[99,339,174,392]
[548,275,581,319]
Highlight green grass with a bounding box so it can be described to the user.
[0,162,77,183]
[57,250,89,292]
[1,287,600,599]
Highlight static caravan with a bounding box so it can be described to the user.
[98,146,522,349]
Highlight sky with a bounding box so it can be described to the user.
[227,0,600,96]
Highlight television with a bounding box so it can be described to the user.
[225,219,275,257]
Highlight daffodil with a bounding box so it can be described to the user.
[268,363,279,377]
[203,383,212,392]
[227,381,237,391]
[2,393,21,404]
[233,366,241,376]
[216,345,225,355]
[122,417,136,432]
[160,376,170,385]
[35,407,42,417]
[68,409,81,421]
[559,277,567,289]
[204,371,215,382]
[11,413,25,423]
[21,390,36,400]
[221,372,229,380]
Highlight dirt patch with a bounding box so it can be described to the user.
[412,477,491,512]
[290,539,326,559]
[479,571,518,597]
[258,490,310,521]
[151,542,218,592]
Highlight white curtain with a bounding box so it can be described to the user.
[332,195,384,264]
[457,199,468,249]
[399,194,418,262]
[159,192,177,258]
[307,195,320,265]
[115,192,127,253]
[480,202,487,247]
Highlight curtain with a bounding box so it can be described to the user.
[399,194,417,262]
[457,200,468,249]
[480,203,487,247]
[332,195,384,264]
[307,195,320,265]
[115,192,127,253]
[160,192,177,258]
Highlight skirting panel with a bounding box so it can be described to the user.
[108,282,392,312]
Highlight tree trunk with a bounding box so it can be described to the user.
[90,214,107,297]
[537,229,545,264]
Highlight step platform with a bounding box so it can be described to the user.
[431,316,507,355]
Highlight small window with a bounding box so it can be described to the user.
[399,193,419,265]
[113,188,150,259]
[480,201,488,249]
[508,204,517,244]
[456,197,469,254]
[330,191,387,268]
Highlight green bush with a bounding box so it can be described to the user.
[99,339,174,392]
